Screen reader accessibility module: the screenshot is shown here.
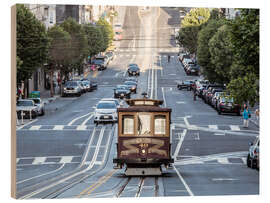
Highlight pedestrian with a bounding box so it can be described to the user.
[193,91,197,101]
[168,55,170,63]
[255,109,259,120]
[243,106,251,128]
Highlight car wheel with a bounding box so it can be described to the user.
[247,154,251,168]
[77,93,81,97]
[237,111,241,116]
[41,109,45,116]
[251,160,257,169]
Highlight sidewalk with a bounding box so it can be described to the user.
[40,89,60,104]
[249,104,260,128]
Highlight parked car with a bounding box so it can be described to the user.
[62,81,82,97]
[124,81,137,93]
[16,99,39,119]
[127,64,140,76]
[195,80,209,97]
[94,101,118,124]
[29,98,45,116]
[92,56,109,70]
[81,80,91,92]
[247,136,260,170]
[205,88,225,105]
[211,91,225,109]
[182,58,195,70]
[114,85,131,99]
[202,84,225,102]
[177,80,194,91]
[81,78,98,91]
[105,51,115,62]
[114,23,123,33]
[179,53,190,62]
[186,64,200,76]
[216,96,241,115]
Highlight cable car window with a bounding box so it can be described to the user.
[137,114,151,135]
[155,115,166,134]
[122,115,134,134]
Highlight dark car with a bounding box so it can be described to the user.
[247,136,259,170]
[186,64,200,76]
[177,80,194,91]
[127,64,140,76]
[114,85,131,99]
[124,81,137,93]
[179,53,190,62]
[216,96,241,115]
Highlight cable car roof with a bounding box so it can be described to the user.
[126,99,163,107]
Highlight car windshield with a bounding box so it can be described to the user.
[97,102,116,109]
[184,81,191,84]
[124,81,136,85]
[66,82,78,87]
[82,81,89,85]
[106,53,113,57]
[221,97,234,103]
[115,32,121,35]
[129,66,139,70]
[30,99,40,104]
[116,85,128,90]
[17,100,34,106]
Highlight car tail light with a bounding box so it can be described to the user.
[254,148,258,155]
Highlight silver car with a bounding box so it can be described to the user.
[94,101,118,124]
[16,99,39,119]
[62,81,82,97]
[29,98,45,116]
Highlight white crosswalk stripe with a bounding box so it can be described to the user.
[60,156,73,164]
[209,125,218,130]
[32,157,46,165]
[29,125,41,130]
[76,125,87,130]
[53,125,64,130]
[230,125,240,131]
[217,158,230,164]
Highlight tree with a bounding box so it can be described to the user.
[60,17,88,75]
[208,24,233,84]
[83,24,106,59]
[97,18,114,51]
[177,8,210,54]
[16,4,50,96]
[47,25,71,96]
[181,8,210,27]
[227,9,259,106]
[197,19,225,82]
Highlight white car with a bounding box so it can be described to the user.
[16,99,39,119]
[101,98,121,108]
[94,101,118,124]
[29,98,45,116]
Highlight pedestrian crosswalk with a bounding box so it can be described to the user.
[17,123,256,132]
[116,48,179,53]
[16,156,82,166]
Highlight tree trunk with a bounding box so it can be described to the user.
[50,69,54,97]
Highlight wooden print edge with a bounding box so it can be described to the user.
[11,4,17,199]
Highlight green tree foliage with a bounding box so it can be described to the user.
[47,25,71,96]
[97,18,114,51]
[177,8,210,54]
[227,72,258,107]
[227,9,259,106]
[83,24,106,58]
[60,17,88,66]
[197,19,225,82]
[208,24,233,84]
[16,4,50,83]
[181,8,210,27]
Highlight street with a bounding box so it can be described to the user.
[16,6,259,198]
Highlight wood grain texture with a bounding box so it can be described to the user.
[11,4,17,199]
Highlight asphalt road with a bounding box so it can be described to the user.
[16,6,259,199]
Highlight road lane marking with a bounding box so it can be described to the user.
[68,112,92,126]
[173,165,194,196]
[32,157,46,165]
[60,156,73,164]
[230,125,240,131]
[53,125,64,130]
[209,125,218,130]
[76,125,87,130]
[16,119,38,130]
[242,157,247,164]
[173,129,187,159]
[16,164,65,185]
[80,127,96,167]
[217,158,229,164]
[29,125,41,130]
